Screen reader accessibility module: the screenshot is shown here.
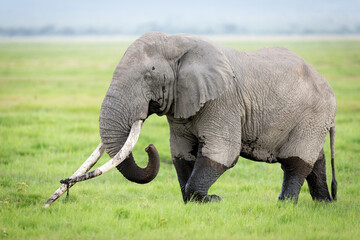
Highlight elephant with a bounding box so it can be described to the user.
[46,32,337,206]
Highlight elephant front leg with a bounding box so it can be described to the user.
[168,118,199,202]
[184,155,228,203]
[173,157,195,201]
[182,128,241,203]
[168,114,241,203]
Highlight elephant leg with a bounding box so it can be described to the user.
[306,149,332,201]
[168,117,199,201]
[173,157,195,201]
[184,155,228,203]
[278,157,313,203]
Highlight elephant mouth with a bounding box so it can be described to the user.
[148,99,162,116]
[148,97,173,116]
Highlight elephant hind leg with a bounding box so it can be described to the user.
[278,157,313,203]
[306,149,332,201]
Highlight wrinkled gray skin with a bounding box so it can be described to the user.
[99,32,337,203]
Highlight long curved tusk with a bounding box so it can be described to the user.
[43,142,105,207]
[60,120,143,184]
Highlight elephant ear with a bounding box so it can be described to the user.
[169,34,235,119]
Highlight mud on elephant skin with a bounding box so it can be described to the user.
[46,32,337,206]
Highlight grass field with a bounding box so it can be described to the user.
[0,38,359,239]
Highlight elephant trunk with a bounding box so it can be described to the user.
[116,145,159,183]
[99,87,160,184]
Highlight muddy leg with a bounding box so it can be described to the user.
[306,149,332,201]
[173,157,195,202]
[278,157,313,203]
[168,118,199,202]
[184,156,228,203]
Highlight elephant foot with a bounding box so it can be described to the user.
[207,194,221,202]
[196,194,222,203]
[185,193,221,203]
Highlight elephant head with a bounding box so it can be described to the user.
[99,32,234,183]
[44,32,235,206]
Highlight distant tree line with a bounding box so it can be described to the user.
[1,23,359,36]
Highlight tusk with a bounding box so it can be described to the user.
[43,142,105,207]
[59,120,143,184]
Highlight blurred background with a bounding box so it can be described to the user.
[0,0,359,37]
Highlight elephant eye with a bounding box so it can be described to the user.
[144,72,152,81]
[152,66,155,70]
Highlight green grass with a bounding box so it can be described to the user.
[0,39,359,239]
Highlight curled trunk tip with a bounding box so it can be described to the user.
[116,144,160,184]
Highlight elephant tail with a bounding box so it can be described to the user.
[330,126,337,201]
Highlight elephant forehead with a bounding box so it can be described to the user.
[129,36,162,57]
[142,43,158,58]
[120,46,159,70]
[121,48,145,65]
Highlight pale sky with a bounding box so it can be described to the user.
[0,0,359,34]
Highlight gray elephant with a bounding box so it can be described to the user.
[48,32,337,205]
